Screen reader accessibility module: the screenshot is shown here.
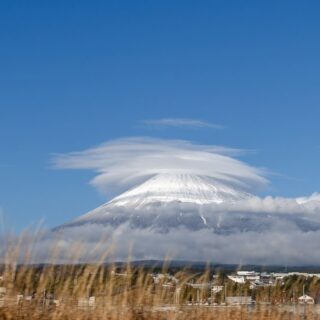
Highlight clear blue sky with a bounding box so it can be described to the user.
[1,0,320,230]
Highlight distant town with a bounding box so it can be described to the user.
[1,267,320,310]
[150,270,320,306]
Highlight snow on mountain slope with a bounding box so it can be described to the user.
[109,173,250,207]
[57,173,320,235]
[58,173,253,230]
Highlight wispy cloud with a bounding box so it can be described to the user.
[52,137,267,195]
[142,118,224,129]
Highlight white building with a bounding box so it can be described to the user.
[151,273,178,285]
[298,295,314,305]
[237,271,259,277]
[227,275,246,284]
[228,271,260,284]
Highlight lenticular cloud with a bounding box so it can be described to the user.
[52,137,268,195]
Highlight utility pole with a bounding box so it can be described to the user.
[224,283,227,305]
[43,289,46,310]
[303,284,306,320]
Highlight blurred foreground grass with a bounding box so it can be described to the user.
[0,233,319,319]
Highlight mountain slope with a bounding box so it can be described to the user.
[57,173,320,234]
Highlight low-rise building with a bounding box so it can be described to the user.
[228,271,260,284]
[298,295,314,305]
[227,275,246,284]
[151,273,179,285]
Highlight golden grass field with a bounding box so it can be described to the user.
[0,234,319,319]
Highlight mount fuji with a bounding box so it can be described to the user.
[57,173,320,235]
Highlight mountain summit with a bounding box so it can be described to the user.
[108,173,251,207]
[58,174,257,230]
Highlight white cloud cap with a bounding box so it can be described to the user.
[52,137,267,196]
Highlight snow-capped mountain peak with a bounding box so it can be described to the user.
[56,173,320,249]
[108,173,250,207]
[60,173,252,228]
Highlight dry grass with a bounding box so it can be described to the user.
[0,232,319,319]
[0,303,318,320]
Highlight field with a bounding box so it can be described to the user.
[1,235,320,320]
[1,304,319,320]
[1,262,320,319]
